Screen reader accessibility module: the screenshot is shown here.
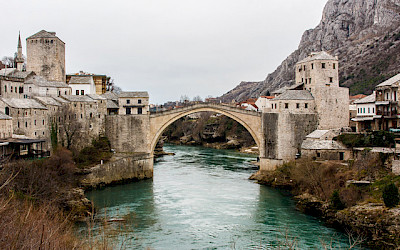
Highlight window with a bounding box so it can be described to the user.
[329,77,333,83]
[17,122,20,128]
[138,99,142,104]
[368,107,370,113]
[285,103,289,109]
[126,107,131,115]
[90,113,93,118]
[363,108,365,113]
[25,122,28,128]
[303,65,306,71]
[127,99,130,104]
[309,78,311,84]
[271,104,274,109]
[4,86,6,93]
[138,107,143,114]
[305,79,307,84]
[5,107,9,116]
[311,63,314,69]
[302,78,304,82]
[296,103,300,109]
[373,108,375,113]
[299,67,302,72]
[339,152,344,160]
[65,91,67,95]
[43,120,45,125]
[81,114,83,119]
[333,63,336,69]
[76,90,79,95]
[317,152,321,157]
[274,103,277,109]
[322,63,326,69]
[34,120,36,126]
[58,91,61,96]
[10,86,12,93]
[81,90,84,95]
[305,103,308,108]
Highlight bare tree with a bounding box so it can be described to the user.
[55,105,82,150]
[193,95,203,102]
[1,56,14,68]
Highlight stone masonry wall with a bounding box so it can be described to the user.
[105,115,150,153]
[276,113,319,162]
[80,153,153,188]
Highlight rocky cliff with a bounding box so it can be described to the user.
[221,0,400,102]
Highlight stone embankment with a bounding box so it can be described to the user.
[81,153,153,189]
[250,171,400,248]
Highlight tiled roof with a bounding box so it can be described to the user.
[0,68,17,76]
[302,139,347,150]
[25,75,70,87]
[0,111,12,120]
[376,73,400,87]
[119,91,149,98]
[61,95,96,102]
[101,91,119,100]
[106,100,119,109]
[7,71,35,79]
[52,96,69,103]
[297,51,338,64]
[350,94,367,100]
[68,76,93,84]
[354,93,375,104]
[87,94,106,100]
[0,98,47,109]
[27,30,58,39]
[306,130,330,139]
[33,96,63,106]
[259,96,275,99]
[273,90,314,100]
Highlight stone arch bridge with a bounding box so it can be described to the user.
[105,103,318,176]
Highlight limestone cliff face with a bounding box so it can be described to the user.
[221,0,400,102]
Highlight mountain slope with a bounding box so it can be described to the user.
[220,0,400,102]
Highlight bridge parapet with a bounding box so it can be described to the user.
[150,103,261,118]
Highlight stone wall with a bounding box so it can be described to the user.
[392,160,400,175]
[27,36,66,82]
[105,115,150,153]
[314,86,349,130]
[81,153,153,188]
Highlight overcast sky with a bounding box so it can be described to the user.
[2,0,326,104]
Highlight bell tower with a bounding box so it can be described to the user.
[15,32,25,71]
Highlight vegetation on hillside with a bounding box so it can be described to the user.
[74,136,113,168]
[335,131,395,148]
[163,112,255,148]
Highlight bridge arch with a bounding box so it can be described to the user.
[149,104,263,156]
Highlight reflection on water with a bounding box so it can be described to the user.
[85,144,357,249]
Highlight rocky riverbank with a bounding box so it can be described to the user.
[250,159,400,248]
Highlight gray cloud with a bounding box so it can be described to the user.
[1,0,326,103]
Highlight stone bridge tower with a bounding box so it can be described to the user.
[26,30,66,82]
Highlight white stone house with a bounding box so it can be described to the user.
[67,75,96,96]
[270,90,315,114]
[255,96,275,112]
[118,92,149,115]
[352,93,376,132]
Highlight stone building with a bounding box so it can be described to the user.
[0,112,13,139]
[255,96,275,112]
[118,92,149,115]
[101,91,119,115]
[67,75,96,96]
[374,73,400,130]
[26,30,66,82]
[270,90,315,114]
[295,51,349,129]
[0,98,48,139]
[352,93,376,132]
[24,75,71,97]
[67,72,110,95]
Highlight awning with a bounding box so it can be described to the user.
[351,117,374,121]
[375,101,390,105]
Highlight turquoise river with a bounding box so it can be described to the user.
[85,144,358,249]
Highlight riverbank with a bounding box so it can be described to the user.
[250,159,400,248]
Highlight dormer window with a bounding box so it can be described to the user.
[138,99,142,104]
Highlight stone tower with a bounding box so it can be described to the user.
[15,32,24,71]
[295,51,349,130]
[26,30,65,82]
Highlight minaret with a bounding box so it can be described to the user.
[15,32,24,71]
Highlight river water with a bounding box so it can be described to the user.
[85,144,354,249]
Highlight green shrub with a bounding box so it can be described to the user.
[382,183,399,208]
[74,136,112,168]
[330,190,345,210]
